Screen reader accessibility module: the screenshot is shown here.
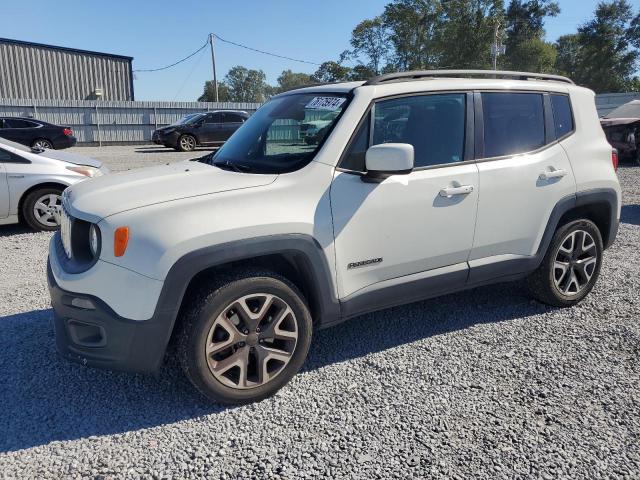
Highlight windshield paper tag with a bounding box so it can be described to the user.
[305,97,346,111]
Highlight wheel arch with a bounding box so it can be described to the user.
[160,235,341,350]
[17,181,69,220]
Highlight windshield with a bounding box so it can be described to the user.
[208,93,349,174]
[172,113,204,126]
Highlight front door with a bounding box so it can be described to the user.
[331,92,479,300]
[0,152,10,218]
[469,92,577,279]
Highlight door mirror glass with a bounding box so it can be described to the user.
[364,143,414,181]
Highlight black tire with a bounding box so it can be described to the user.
[177,270,313,404]
[31,138,54,150]
[22,187,63,231]
[177,134,196,152]
[527,219,603,307]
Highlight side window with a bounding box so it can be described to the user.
[5,119,36,128]
[482,93,545,158]
[341,113,370,171]
[204,113,222,124]
[0,148,12,161]
[224,113,245,123]
[372,93,466,168]
[551,94,574,139]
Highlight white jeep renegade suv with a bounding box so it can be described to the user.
[48,70,621,404]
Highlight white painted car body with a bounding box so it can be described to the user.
[50,76,621,328]
[0,138,108,226]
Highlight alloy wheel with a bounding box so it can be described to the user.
[180,136,196,151]
[205,293,298,389]
[32,139,53,149]
[33,193,62,228]
[553,229,598,296]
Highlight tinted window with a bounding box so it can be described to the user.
[224,113,245,123]
[372,94,466,168]
[204,113,222,124]
[341,114,370,171]
[5,119,37,128]
[551,94,574,138]
[482,93,545,158]
[0,148,11,161]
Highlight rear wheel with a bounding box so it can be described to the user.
[177,134,196,152]
[22,187,63,231]
[31,138,53,150]
[527,219,603,307]
[177,270,313,404]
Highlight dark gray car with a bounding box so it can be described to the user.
[152,110,249,152]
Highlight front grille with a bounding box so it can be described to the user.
[60,206,73,259]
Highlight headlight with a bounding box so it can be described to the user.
[89,224,100,257]
[66,165,103,177]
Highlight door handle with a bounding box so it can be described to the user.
[439,185,474,198]
[539,168,567,180]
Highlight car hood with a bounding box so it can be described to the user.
[38,149,103,168]
[65,160,277,222]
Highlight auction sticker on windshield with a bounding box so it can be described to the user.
[306,97,347,111]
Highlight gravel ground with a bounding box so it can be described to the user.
[0,148,638,479]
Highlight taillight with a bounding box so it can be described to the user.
[63,128,73,136]
[612,149,619,171]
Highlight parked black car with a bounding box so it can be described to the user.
[0,117,77,150]
[152,110,249,152]
[600,100,640,166]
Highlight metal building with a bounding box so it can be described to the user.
[0,38,134,101]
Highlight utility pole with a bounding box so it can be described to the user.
[491,20,505,71]
[209,33,219,103]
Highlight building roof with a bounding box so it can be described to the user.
[0,37,133,61]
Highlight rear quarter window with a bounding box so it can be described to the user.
[550,94,574,139]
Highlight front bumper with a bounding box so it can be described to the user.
[47,260,175,374]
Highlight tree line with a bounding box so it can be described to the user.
[199,0,640,102]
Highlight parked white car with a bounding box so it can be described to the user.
[48,70,621,404]
[0,138,108,231]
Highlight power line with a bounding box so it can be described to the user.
[133,40,209,72]
[212,33,321,66]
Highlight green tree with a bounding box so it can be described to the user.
[276,70,314,92]
[555,33,581,78]
[349,16,391,74]
[570,0,639,92]
[198,81,231,102]
[382,0,444,70]
[224,66,269,102]
[311,61,352,83]
[504,0,560,72]
[437,0,505,69]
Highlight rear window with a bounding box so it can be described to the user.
[482,93,545,158]
[551,94,574,139]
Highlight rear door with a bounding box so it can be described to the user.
[469,91,576,282]
[198,113,224,144]
[220,113,245,141]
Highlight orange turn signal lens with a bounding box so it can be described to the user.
[114,227,129,257]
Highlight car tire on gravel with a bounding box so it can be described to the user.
[21,187,63,231]
[177,134,197,152]
[527,219,603,307]
[177,270,313,404]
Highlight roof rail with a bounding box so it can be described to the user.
[364,70,574,86]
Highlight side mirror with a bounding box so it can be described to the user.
[363,143,414,182]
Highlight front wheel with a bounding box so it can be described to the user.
[177,134,196,152]
[22,187,63,231]
[177,271,313,404]
[527,219,603,307]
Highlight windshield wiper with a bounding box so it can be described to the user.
[212,160,253,173]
